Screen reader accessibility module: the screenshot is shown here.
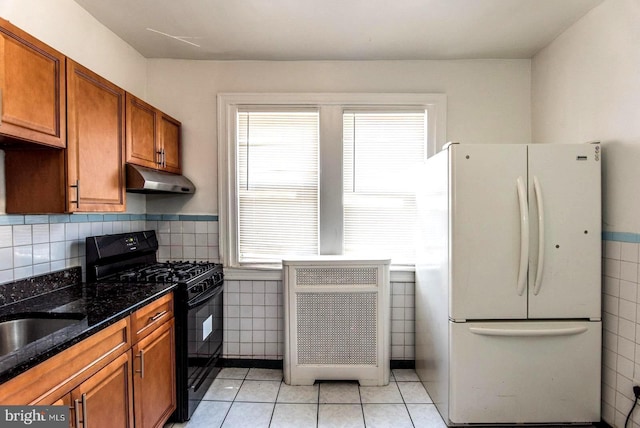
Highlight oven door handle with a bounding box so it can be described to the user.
[187,284,223,309]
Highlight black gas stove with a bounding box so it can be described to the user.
[112,261,220,284]
[85,230,223,422]
[101,261,223,302]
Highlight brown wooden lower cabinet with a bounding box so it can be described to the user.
[70,351,134,428]
[0,295,176,428]
[133,318,176,428]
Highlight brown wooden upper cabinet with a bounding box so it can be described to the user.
[4,59,126,213]
[0,18,66,148]
[126,93,182,174]
[66,59,126,212]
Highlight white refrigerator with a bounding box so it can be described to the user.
[415,143,601,425]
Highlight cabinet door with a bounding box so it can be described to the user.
[527,144,601,319]
[72,351,134,428]
[159,113,181,174]
[449,144,528,320]
[0,18,65,148]
[133,318,176,428]
[67,59,126,212]
[126,93,160,170]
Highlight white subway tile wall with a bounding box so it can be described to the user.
[145,220,219,262]
[0,216,220,284]
[0,220,147,283]
[602,239,640,428]
[222,279,416,361]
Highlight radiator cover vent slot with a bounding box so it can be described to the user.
[283,258,391,386]
[296,267,377,286]
[297,292,378,365]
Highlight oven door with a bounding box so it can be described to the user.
[185,284,223,418]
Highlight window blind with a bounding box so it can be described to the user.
[237,111,319,262]
[343,111,427,264]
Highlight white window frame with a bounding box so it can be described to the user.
[218,93,447,279]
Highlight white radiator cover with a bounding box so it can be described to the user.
[283,257,391,386]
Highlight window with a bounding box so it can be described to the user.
[218,93,446,269]
[237,110,319,262]
[343,111,427,263]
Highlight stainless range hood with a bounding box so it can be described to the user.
[126,164,195,194]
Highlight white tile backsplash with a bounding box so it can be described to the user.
[32,262,50,276]
[621,261,638,283]
[32,224,49,244]
[0,217,220,284]
[13,266,33,280]
[183,246,196,259]
[183,233,196,246]
[13,245,33,268]
[621,242,639,263]
[183,221,195,233]
[196,222,208,234]
[32,243,50,264]
[78,222,91,239]
[90,222,103,236]
[0,226,12,248]
[170,233,183,246]
[170,246,183,259]
[49,223,65,242]
[603,238,640,427]
[64,223,79,241]
[606,241,621,260]
[223,278,415,361]
[0,248,13,270]
[13,225,32,246]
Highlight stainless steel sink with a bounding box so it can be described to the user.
[0,315,84,357]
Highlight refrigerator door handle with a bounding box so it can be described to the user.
[469,326,588,337]
[516,176,529,296]
[533,176,545,295]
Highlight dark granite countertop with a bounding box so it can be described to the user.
[0,267,175,384]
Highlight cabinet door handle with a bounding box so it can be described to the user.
[82,393,87,427]
[70,180,80,206]
[74,393,87,427]
[135,350,145,378]
[73,399,81,427]
[156,150,163,166]
[148,310,167,323]
[162,149,166,168]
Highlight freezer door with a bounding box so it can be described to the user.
[527,144,601,319]
[449,321,601,424]
[450,144,528,320]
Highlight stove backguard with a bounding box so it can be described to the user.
[86,230,159,282]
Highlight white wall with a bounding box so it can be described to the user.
[0,0,148,213]
[532,0,640,234]
[146,59,532,214]
[532,1,640,426]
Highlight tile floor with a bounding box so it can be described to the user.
[165,368,446,428]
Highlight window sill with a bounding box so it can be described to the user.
[223,264,415,283]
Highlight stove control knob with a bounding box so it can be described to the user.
[192,284,204,293]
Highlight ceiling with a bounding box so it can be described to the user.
[73,0,603,61]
